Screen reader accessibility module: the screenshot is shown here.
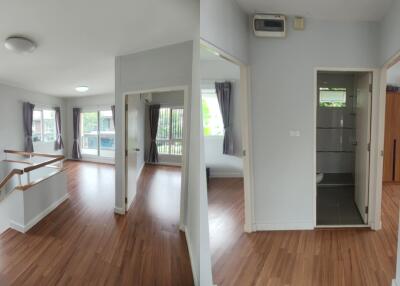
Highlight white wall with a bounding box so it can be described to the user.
[387,63,400,87]
[0,83,66,158]
[379,0,400,66]
[200,0,249,64]
[64,93,115,163]
[144,91,184,165]
[250,18,378,230]
[114,40,201,285]
[204,136,243,177]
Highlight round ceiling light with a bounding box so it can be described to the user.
[75,86,89,92]
[4,36,36,53]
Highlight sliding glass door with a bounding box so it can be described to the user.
[99,110,115,157]
[80,110,115,158]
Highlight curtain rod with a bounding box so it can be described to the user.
[21,100,60,110]
[201,78,239,82]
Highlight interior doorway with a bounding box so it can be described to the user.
[200,42,254,282]
[124,88,188,227]
[200,41,254,233]
[315,70,373,226]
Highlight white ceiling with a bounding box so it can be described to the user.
[236,0,393,22]
[0,0,197,97]
[388,62,400,87]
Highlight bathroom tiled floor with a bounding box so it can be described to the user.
[319,173,354,186]
[317,186,364,225]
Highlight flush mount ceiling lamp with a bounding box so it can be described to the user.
[4,36,37,54]
[75,86,89,92]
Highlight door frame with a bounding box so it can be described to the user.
[313,67,380,228]
[200,39,255,232]
[371,51,400,231]
[123,85,190,230]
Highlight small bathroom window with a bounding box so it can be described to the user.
[319,87,347,108]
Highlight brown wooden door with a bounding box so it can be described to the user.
[383,92,400,182]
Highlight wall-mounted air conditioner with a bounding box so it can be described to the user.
[253,14,286,38]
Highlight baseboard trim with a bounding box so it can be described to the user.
[254,221,314,231]
[146,162,182,167]
[184,226,198,286]
[114,207,125,215]
[209,172,243,178]
[10,193,69,234]
[66,157,115,166]
[136,162,145,182]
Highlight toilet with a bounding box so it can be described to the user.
[316,172,324,184]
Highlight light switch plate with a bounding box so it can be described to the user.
[293,16,305,30]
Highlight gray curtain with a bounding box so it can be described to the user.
[111,105,115,127]
[72,108,82,159]
[23,102,35,152]
[54,107,64,150]
[148,104,160,163]
[215,82,234,155]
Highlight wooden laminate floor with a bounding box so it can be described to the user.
[208,178,400,286]
[0,161,193,286]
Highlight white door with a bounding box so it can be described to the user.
[125,95,139,211]
[354,72,372,223]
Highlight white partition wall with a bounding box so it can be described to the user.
[8,171,68,233]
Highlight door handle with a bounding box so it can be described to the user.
[134,148,140,152]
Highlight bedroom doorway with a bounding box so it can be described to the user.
[124,87,189,229]
[200,41,254,283]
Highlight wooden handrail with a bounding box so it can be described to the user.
[23,156,65,173]
[0,169,23,189]
[0,150,64,193]
[17,168,66,191]
[4,150,62,158]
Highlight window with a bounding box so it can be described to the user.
[319,87,347,108]
[201,88,224,136]
[80,110,115,158]
[156,107,184,155]
[32,109,56,143]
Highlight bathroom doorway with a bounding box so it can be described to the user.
[315,70,372,226]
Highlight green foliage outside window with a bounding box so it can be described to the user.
[319,88,347,108]
[202,97,212,136]
[82,112,98,133]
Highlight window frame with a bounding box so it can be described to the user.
[156,106,184,156]
[32,108,56,144]
[318,87,347,108]
[80,108,115,158]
